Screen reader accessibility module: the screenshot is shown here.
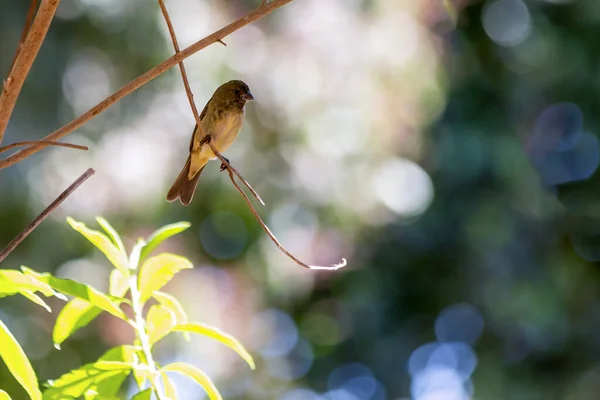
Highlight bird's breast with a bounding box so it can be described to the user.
[201,108,244,154]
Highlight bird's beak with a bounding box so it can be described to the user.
[242,91,254,101]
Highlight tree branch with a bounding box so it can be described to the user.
[157,0,265,206]
[7,0,39,73]
[0,140,87,154]
[0,168,95,264]
[0,0,60,145]
[0,0,294,169]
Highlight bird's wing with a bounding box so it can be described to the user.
[189,97,212,152]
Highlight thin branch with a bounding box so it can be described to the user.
[208,141,346,271]
[8,0,39,73]
[0,0,294,169]
[0,0,60,146]
[157,0,265,206]
[0,168,95,264]
[0,140,88,154]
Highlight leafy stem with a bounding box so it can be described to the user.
[129,273,166,400]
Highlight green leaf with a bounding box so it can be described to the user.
[67,217,129,274]
[153,291,187,324]
[35,275,125,320]
[130,388,152,400]
[160,371,177,400]
[53,298,102,348]
[140,222,191,262]
[43,362,132,400]
[95,217,127,257]
[146,305,176,346]
[109,269,129,298]
[138,254,192,303]
[0,319,42,400]
[0,390,11,400]
[162,362,222,400]
[153,291,189,341]
[173,323,255,370]
[0,269,54,298]
[98,345,138,363]
[20,291,51,312]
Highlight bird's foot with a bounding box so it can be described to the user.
[220,156,230,171]
[199,135,212,145]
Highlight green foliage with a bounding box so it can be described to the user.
[138,254,193,303]
[0,319,42,400]
[0,217,254,399]
[162,362,222,400]
[173,323,256,370]
[52,298,102,348]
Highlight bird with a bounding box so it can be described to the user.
[166,80,254,205]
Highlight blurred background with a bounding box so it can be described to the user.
[2,0,600,398]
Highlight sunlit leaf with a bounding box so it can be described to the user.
[34,274,125,320]
[67,217,129,274]
[43,362,132,400]
[53,298,102,348]
[98,345,138,363]
[153,291,189,340]
[153,291,187,324]
[160,371,177,400]
[162,362,222,400]
[20,291,51,312]
[0,319,42,400]
[138,254,192,303]
[173,323,255,369]
[95,217,127,257]
[140,222,191,262]
[109,269,129,298]
[146,305,176,346]
[0,389,11,400]
[130,388,152,400]
[0,269,54,298]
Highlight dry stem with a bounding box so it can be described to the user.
[0,0,294,169]
[0,141,87,154]
[0,0,60,145]
[209,142,346,271]
[0,168,95,263]
[157,0,265,206]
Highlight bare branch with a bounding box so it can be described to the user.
[157,0,265,206]
[208,141,346,271]
[0,0,294,169]
[0,0,60,145]
[0,140,88,154]
[7,0,39,73]
[217,39,227,46]
[0,168,95,264]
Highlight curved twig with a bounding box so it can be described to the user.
[208,141,346,271]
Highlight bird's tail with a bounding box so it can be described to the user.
[166,156,205,206]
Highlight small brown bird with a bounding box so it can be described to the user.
[166,80,254,205]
